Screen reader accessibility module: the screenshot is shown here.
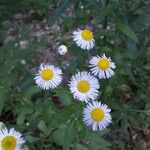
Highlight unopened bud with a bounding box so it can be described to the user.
[0,122,6,130]
[57,45,68,55]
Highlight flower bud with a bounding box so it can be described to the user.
[0,122,6,130]
[57,45,68,55]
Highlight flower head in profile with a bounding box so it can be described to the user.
[89,53,116,79]
[0,128,25,150]
[34,64,62,90]
[69,72,100,102]
[73,28,95,50]
[83,101,112,131]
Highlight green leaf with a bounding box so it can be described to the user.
[51,121,76,150]
[116,23,138,43]
[17,112,25,125]
[23,85,41,100]
[38,120,51,137]
[49,104,75,128]
[25,135,39,143]
[53,86,73,105]
[63,121,76,150]
[86,131,111,150]
[75,143,89,150]
[22,145,29,150]
[16,105,34,125]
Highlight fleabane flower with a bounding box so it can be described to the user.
[69,72,100,102]
[83,101,112,131]
[73,28,95,50]
[89,53,116,79]
[0,128,25,150]
[34,64,62,90]
[57,45,68,55]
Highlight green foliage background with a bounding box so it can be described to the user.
[0,0,149,149]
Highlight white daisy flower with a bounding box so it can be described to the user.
[0,128,25,150]
[57,45,68,55]
[69,72,100,102]
[34,64,62,90]
[89,53,116,79]
[73,28,95,50]
[83,101,112,131]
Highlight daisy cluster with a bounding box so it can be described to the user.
[0,27,116,150]
[34,27,116,132]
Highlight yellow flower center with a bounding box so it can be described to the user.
[81,29,93,41]
[1,136,17,150]
[98,58,110,70]
[91,108,104,121]
[77,80,90,93]
[41,69,54,80]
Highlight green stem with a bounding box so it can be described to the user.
[130,109,150,115]
[0,83,29,105]
[103,0,109,44]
